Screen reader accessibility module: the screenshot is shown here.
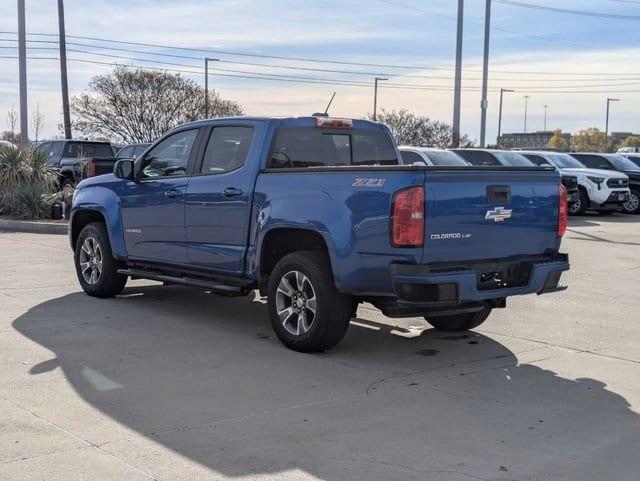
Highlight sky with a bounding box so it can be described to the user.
[1,0,640,142]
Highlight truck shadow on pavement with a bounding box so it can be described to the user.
[12,285,640,481]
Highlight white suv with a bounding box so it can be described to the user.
[520,151,630,215]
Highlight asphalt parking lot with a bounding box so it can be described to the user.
[1,214,639,481]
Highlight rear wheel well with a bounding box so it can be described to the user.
[259,229,330,289]
[71,210,106,249]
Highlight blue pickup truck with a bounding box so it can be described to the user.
[70,116,570,352]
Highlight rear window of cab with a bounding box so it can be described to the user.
[269,128,398,168]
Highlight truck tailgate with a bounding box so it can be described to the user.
[422,168,561,264]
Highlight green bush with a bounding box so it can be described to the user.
[0,146,59,219]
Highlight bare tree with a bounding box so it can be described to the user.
[7,104,17,134]
[371,109,476,148]
[31,103,45,142]
[71,67,243,143]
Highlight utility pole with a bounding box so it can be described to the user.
[523,95,529,134]
[373,77,388,121]
[452,0,464,147]
[479,0,491,147]
[605,97,619,152]
[17,0,28,147]
[496,88,513,147]
[58,0,72,139]
[543,104,549,131]
[204,57,219,118]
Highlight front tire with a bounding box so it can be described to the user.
[425,306,492,332]
[74,222,127,298]
[622,188,640,214]
[267,251,353,352]
[569,187,588,216]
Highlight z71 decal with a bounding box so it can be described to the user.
[353,178,386,187]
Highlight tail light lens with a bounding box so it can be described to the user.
[558,184,568,237]
[391,186,425,247]
[85,160,96,178]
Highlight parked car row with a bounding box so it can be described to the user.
[398,147,637,215]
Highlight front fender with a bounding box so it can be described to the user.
[70,186,126,259]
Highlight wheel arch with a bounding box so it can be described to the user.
[257,227,334,290]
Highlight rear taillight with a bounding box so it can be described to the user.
[391,186,425,247]
[558,184,568,237]
[85,160,96,178]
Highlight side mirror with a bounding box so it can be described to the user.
[114,159,135,180]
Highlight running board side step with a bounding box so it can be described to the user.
[117,268,245,295]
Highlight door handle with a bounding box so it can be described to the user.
[164,189,182,198]
[223,187,243,197]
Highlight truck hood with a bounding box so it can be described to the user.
[76,173,118,189]
[562,168,628,179]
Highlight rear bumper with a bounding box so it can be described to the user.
[391,254,569,306]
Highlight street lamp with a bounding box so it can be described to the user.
[373,77,388,122]
[496,88,514,147]
[605,97,620,152]
[544,105,549,131]
[523,95,530,134]
[204,57,219,118]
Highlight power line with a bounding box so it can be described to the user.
[495,0,640,20]
[3,54,640,95]
[3,33,640,82]
[3,30,640,77]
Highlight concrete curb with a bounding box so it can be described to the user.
[0,218,68,235]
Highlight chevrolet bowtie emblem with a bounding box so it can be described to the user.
[485,206,513,222]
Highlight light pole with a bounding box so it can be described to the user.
[57,0,71,139]
[523,95,530,134]
[605,97,620,152]
[496,88,514,147]
[204,57,219,118]
[17,0,28,147]
[452,0,464,148]
[544,105,549,131]
[479,0,492,147]
[373,77,388,122]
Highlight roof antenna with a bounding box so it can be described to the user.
[313,92,336,117]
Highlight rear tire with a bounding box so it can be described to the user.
[622,188,640,214]
[425,306,492,332]
[74,222,127,298]
[569,187,588,216]
[267,251,353,352]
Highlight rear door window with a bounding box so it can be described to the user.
[269,128,397,168]
[200,126,254,174]
[523,154,548,166]
[456,150,499,166]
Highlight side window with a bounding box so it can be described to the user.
[142,129,198,178]
[117,146,134,159]
[524,154,548,166]
[578,155,611,169]
[401,151,425,165]
[200,127,254,175]
[460,151,498,166]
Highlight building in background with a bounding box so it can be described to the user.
[498,131,572,151]
[611,132,640,145]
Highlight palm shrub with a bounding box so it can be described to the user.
[0,146,58,219]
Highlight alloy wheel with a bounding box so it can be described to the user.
[79,236,103,285]
[275,270,317,336]
[623,192,639,213]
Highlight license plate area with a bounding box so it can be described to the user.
[476,261,532,291]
